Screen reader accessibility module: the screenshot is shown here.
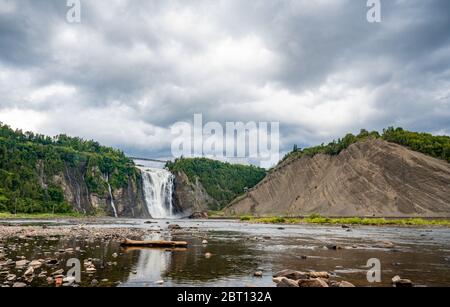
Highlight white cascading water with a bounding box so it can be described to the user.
[139,167,175,219]
[104,174,118,218]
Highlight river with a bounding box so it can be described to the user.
[1,218,449,287]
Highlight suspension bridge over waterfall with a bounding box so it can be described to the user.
[128,157,170,164]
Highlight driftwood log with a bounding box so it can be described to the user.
[121,246,188,253]
[120,239,188,248]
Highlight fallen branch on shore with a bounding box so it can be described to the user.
[120,239,188,248]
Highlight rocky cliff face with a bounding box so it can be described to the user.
[225,139,450,217]
[112,174,148,218]
[172,171,217,216]
[38,161,148,218]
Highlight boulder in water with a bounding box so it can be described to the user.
[276,277,299,288]
[325,244,342,250]
[15,260,29,268]
[273,269,309,280]
[298,278,329,288]
[168,224,182,230]
[337,281,356,287]
[189,212,209,219]
[392,276,413,287]
[24,266,34,277]
[29,260,43,269]
[51,269,64,276]
[308,272,330,279]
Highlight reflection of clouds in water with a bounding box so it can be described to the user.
[126,250,171,284]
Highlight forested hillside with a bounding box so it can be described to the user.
[166,158,267,209]
[0,123,138,214]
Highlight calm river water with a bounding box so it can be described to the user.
[1,219,449,287]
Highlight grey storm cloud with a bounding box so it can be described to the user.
[0,0,449,162]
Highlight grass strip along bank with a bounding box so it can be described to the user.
[0,212,85,219]
[239,215,450,226]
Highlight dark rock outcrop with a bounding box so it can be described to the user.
[172,171,217,216]
[112,174,148,218]
[188,211,209,219]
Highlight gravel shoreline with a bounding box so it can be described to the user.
[0,225,157,241]
[0,225,168,287]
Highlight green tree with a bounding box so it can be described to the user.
[166,158,267,209]
[283,127,450,163]
[0,188,8,211]
[0,123,138,214]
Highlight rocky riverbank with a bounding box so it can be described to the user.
[273,269,355,287]
[0,225,155,241]
[272,269,414,288]
[0,225,161,287]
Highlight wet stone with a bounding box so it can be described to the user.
[51,269,64,276]
[325,244,342,250]
[29,260,43,269]
[273,270,309,280]
[338,281,356,287]
[276,277,299,288]
[392,276,413,288]
[24,266,34,276]
[46,259,59,265]
[308,272,329,279]
[298,278,329,288]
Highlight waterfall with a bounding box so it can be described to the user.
[139,167,175,219]
[104,174,118,218]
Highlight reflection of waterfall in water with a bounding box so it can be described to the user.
[104,174,118,218]
[124,233,171,285]
[139,167,175,219]
[125,250,171,285]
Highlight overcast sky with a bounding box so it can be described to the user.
[0,0,449,161]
